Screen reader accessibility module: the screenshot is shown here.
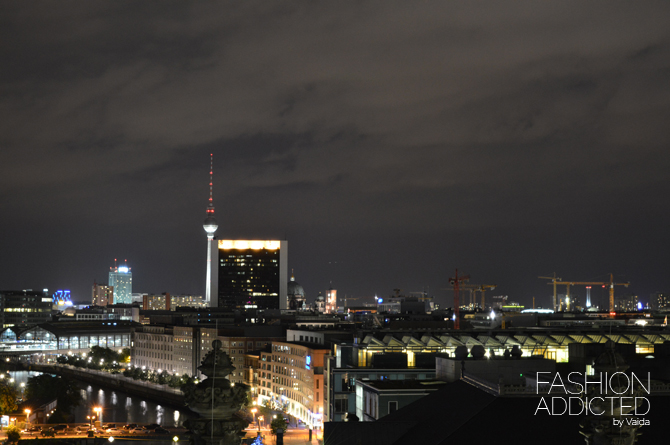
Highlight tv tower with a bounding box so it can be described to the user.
[203,154,219,307]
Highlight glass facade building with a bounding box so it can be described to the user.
[109,265,132,304]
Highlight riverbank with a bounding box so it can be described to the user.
[29,364,186,409]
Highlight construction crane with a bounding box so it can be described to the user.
[460,284,497,309]
[551,274,629,312]
[538,273,562,312]
[343,295,361,308]
[449,269,469,330]
[479,284,496,309]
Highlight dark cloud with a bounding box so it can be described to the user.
[1,1,669,305]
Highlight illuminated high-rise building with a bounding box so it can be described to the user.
[92,282,114,306]
[217,240,288,310]
[203,154,219,307]
[109,260,132,304]
[326,284,337,313]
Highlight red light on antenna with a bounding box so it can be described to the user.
[602,285,606,288]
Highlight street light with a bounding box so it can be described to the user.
[94,407,102,426]
[87,415,95,427]
[24,409,31,427]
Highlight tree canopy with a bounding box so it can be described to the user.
[25,374,81,415]
[0,381,18,415]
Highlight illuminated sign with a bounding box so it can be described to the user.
[306,355,311,370]
[118,266,130,273]
[52,290,72,306]
[219,240,281,250]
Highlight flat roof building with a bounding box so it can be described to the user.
[217,240,288,310]
[0,290,52,328]
[109,261,132,304]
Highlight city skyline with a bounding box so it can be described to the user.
[1,2,669,309]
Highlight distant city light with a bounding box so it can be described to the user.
[521,309,555,314]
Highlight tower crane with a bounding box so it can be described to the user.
[538,273,562,312]
[478,284,497,309]
[460,284,497,309]
[449,269,469,330]
[551,274,629,312]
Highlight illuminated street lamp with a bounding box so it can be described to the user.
[24,409,31,427]
[250,408,257,430]
[94,406,102,425]
[87,415,95,426]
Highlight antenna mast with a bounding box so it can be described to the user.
[207,153,215,215]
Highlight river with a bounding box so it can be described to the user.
[11,371,191,427]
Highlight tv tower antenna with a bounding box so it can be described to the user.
[203,154,219,307]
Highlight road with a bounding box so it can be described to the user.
[244,425,323,445]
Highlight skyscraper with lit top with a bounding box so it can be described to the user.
[109,260,132,304]
[203,154,219,307]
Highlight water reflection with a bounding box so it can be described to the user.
[11,371,188,427]
[156,405,164,426]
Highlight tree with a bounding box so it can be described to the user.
[25,375,81,418]
[5,424,21,444]
[119,348,131,364]
[270,416,288,435]
[0,381,18,415]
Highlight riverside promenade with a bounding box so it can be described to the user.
[30,363,185,407]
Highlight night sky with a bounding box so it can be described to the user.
[1,2,669,309]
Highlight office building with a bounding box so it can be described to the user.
[0,289,53,328]
[217,239,288,310]
[92,282,114,306]
[109,261,132,304]
[131,325,195,376]
[142,293,207,311]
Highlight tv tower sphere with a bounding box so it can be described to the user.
[204,214,218,236]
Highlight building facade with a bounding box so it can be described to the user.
[217,240,288,310]
[142,293,207,311]
[258,341,329,429]
[0,290,52,328]
[326,287,337,314]
[92,283,114,306]
[109,263,132,304]
[131,325,195,376]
